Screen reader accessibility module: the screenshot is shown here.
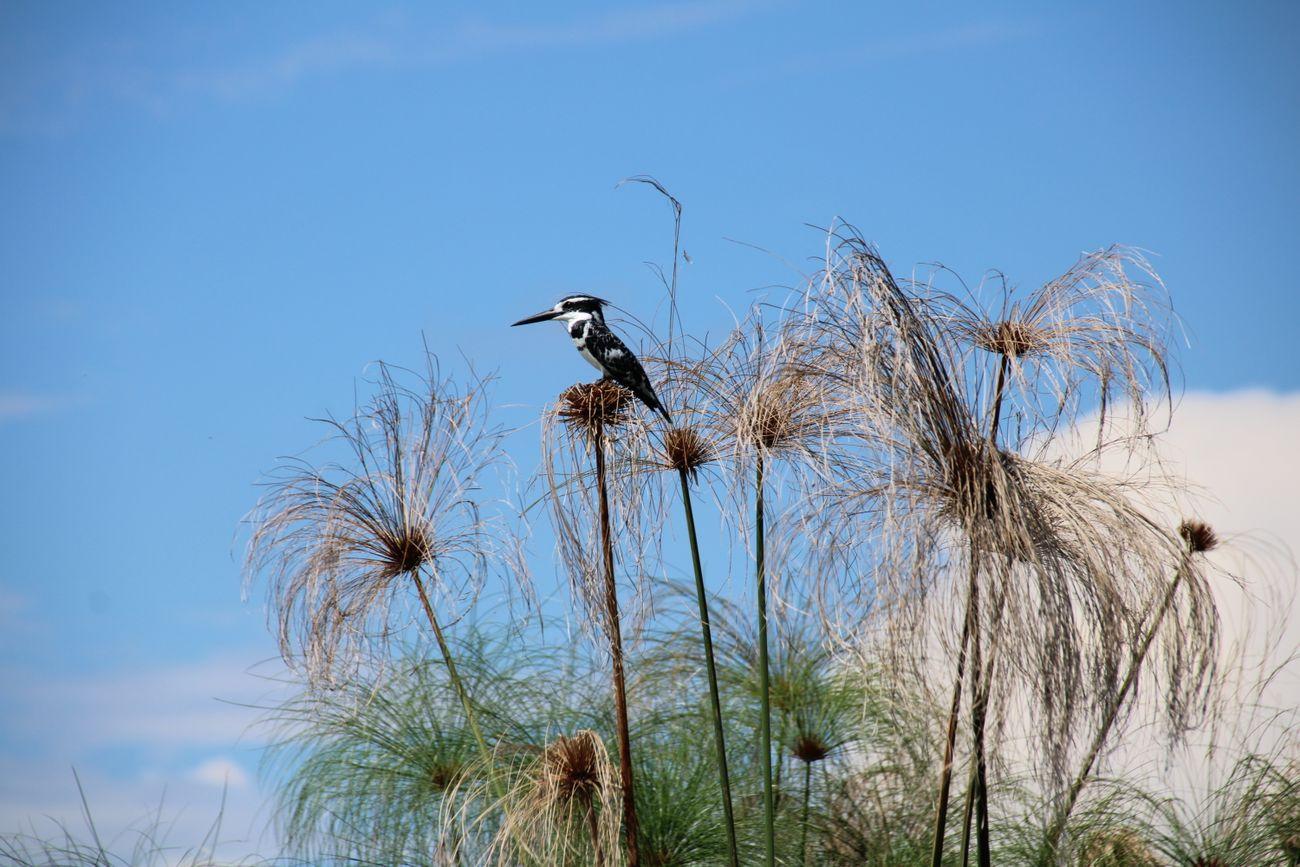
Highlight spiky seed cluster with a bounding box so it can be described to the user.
[539,730,606,805]
[974,320,1051,359]
[746,376,805,450]
[428,760,464,792]
[946,442,1004,524]
[557,381,635,438]
[791,733,830,764]
[377,526,434,579]
[661,425,712,479]
[1179,519,1219,554]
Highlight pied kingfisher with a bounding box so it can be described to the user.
[512,294,672,422]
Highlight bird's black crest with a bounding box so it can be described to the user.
[558,295,608,314]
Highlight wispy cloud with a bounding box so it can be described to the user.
[1,1,769,133]
[2,652,288,749]
[717,19,1040,89]
[0,391,72,423]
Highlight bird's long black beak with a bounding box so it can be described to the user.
[511,308,560,326]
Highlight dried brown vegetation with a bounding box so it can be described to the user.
[783,230,1220,866]
[482,729,621,867]
[243,359,511,687]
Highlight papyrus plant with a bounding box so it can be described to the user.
[542,378,651,866]
[244,357,516,771]
[788,232,1218,866]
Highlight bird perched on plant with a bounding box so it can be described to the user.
[512,294,672,422]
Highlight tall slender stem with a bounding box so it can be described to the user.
[987,354,1011,446]
[1045,549,1192,857]
[960,754,976,867]
[800,760,813,867]
[941,353,1019,867]
[412,571,491,766]
[932,354,1012,867]
[755,452,775,867]
[593,424,640,867]
[974,354,1010,867]
[968,568,991,867]
[961,577,1009,866]
[678,467,740,867]
[931,570,975,867]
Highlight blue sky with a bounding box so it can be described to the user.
[2,0,1298,855]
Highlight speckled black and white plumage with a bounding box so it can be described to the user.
[568,315,671,422]
[512,294,672,422]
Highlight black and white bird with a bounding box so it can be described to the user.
[512,294,672,422]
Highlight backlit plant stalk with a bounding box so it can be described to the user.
[755,450,775,866]
[413,569,492,767]
[620,176,741,866]
[950,353,1012,867]
[592,427,640,866]
[1046,519,1220,856]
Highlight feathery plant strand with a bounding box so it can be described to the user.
[243,356,515,776]
[1046,519,1221,857]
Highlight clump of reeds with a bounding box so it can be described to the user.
[1076,828,1162,867]
[485,729,621,866]
[0,770,263,867]
[787,230,1215,867]
[265,651,491,862]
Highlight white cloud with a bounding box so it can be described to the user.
[1083,390,1300,706]
[890,389,1300,815]
[189,756,250,789]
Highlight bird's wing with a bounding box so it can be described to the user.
[589,328,671,421]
